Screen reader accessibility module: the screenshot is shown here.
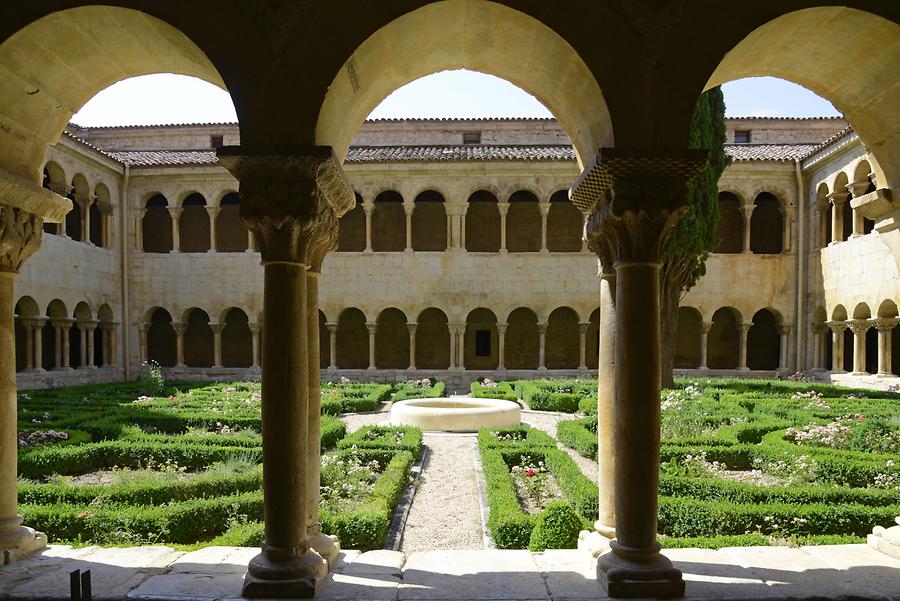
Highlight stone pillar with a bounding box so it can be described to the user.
[403,202,413,252]
[407,323,417,370]
[366,322,377,370]
[737,322,751,371]
[216,146,354,597]
[828,321,847,374]
[107,323,118,368]
[32,319,46,372]
[211,323,224,368]
[249,323,261,368]
[172,322,186,367]
[741,204,754,253]
[22,321,34,371]
[875,319,896,377]
[134,208,144,250]
[363,201,373,253]
[811,324,824,370]
[699,322,712,369]
[827,192,845,244]
[99,325,109,367]
[446,207,453,250]
[168,207,182,252]
[537,322,547,370]
[782,206,794,253]
[85,320,98,368]
[778,324,792,371]
[326,323,337,370]
[578,322,589,370]
[138,322,149,366]
[496,323,507,370]
[247,229,256,253]
[80,198,91,245]
[52,321,62,369]
[849,319,870,375]
[208,206,220,252]
[459,204,468,250]
[573,148,704,597]
[539,202,550,253]
[1,200,60,564]
[846,182,869,238]
[498,201,509,253]
[76,323,88,368]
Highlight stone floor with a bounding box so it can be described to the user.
[2,544,900,601]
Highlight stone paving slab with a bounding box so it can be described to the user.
[399,550,548,600]
[664,547,779,600]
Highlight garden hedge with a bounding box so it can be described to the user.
[477,425,556,450]
[556,417,597,459]
[337,425,424,458]
[470,380,518,401]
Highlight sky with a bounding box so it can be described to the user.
[70,70,841,127]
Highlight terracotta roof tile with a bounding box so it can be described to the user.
[725,143,820,162]
[107,150,220,167]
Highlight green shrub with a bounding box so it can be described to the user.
[556,418,597,459]
[338,426,423,458]
[528,501,582,551]
[320,383,392,414]
[470,380,518,401]
[320,415,347,449]
[477,425,555,450]
[516,380,586,413]
[392,379,445,401]
[578,396,597,415]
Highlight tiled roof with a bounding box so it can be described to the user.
[725,144,820,162]
[345,144,575,162]
[107,150,219,167]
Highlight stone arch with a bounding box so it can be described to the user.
[547,190,583,252]
[412,190,447,251]
[674,306,703,369]
[466,189,500,253]
[92,182,111,247]
[747,308,780,370]
[465,308,498,370]
[704,7,900,191]
[180,192,210,253]
[416,308,450,369]
[41,162,67,234]
[216,192,248,252]
[66,173,89,242]
[707,307,741,369]
[505,307,539,370]
[851,159,878,235]
[183,308,213,368]
[338,193,366,252]
[545,306,579,369]
[833,171,853,243]
[715,191,743,253]
[853,303,872,321]
[375,308,409,369]
[147,307,176,367]
[506,189,541,253]
[222,307,252,368]
[832,304,848,322]
[372,190,405,252]
[316,1,612,167]
[816,182,832,248]
[878,300,899,319]
[336,308,369,369]
[143,194,173,253]
[586,308,601,369]
[749,192,783,254]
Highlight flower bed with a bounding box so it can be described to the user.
[320,382,393,414]
[391,378,445,402]
[470,379,518,401]
[515,380,594,413]
[477,425,556,450]
[337,425,423,458]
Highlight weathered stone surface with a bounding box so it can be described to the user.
[534,549,609,600]
[800,544,900,598]
[665,547,777,600]
[399,550,548,600]
[340,550,406,577]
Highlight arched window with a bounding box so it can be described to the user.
[546,190,583,252]
[66,175,88,242]
[222,308,252,367]
[747,309,780,370]
[97,304,114,367]
[147,308,176,367]
[506,190,541,252]
[674,307,703,368]
[715,192,742,253]
[183,308,214,367]
[586,308,600,369]
[375,308,409,368]
[338,193,366,252]
[216,193,248,252]
[143,194,173,253]
[45,299,69,370]
[416,308,450,369]
[336,308,368,369]
[319,311,329,368]
[72,301,93,368]
[545,307,579,369]
[464,308,498,370]
[465,190,500,252]
[749,193,783,254]
[180,193,211,253]
[707,308,740,369]
[372,190,405,252]
[93,183,111,248]
[505,307,539,369]
[412,190,447,251]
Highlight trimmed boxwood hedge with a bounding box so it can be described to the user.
[556,417,597,459]
[337,425,423,458]
[392,380,445,402]
[515,380,593,413]
[320,383,393,414]
[470,380,518,401]
[477,425,556,450]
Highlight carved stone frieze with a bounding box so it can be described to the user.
[0,204,42,274]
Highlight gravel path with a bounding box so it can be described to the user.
[340,410,388,434]
[399,434,484,552]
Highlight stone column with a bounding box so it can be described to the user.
[407,323,417,370]
[846,182,869,238]
[1,200,61,564]
[737,323,751,371]
[138,322,149,366]
[52,321,62,369]
[247,229,256,253]
[80,198,91,245]
[134,208,144,250]
[208,206,220,252]
[778,324,793,371]
[578,322,589,370]
[168,207,182,252]
[459,204,468,250]
[366,322,377,370]
[699,322,712,369]
[574,149,705,597]
[811,324,824,370]
[496,323,507,370]
[172,322,186,367]
[741,204,754,253]
[249,323,261,368]
[875,319,896,377]
[448,323,457,369]
[22,320,34,371]
[828,321,847,373]
[85,320,98,368]
[446,206,453,250]
[107,323,118,368]
[403,202,414,252]
[363,200,373,253]
[30,319,46,372]
[99,325,109,367]
[211,323,224,368]
[498,201,509,253]
[216,146,354,597]
[326,323,337,370]
[827,192,845,244]
[539,202,550,253]
[849,319,870,375]
[537,322,548,370]
[76,323,88,368]
[782,206,794,253]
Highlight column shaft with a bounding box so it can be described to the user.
[61,325,71,369]
[327,325,337,370]
[364,204,373,253]
[741,205,754,253]
[851,322,868,375]
[408,324,417,370]
[449,325,457,369]
[596,273,616,538]
[499,204,508,253]
[86,325,96,368]
[578,323,588,370]
[539,203,549,253]
[537,324,547,370]
[209,207,219,251]
[174,324,185,367]
[212,325,223,368]
[699,322,711,369]
[250,324,261,368]
[496,324,506,370]
[53,326,62,369]
[367,323,376,370]
[33,322,44,372]
[737,324,750,370]
[24,324,33,371]
[404,205,413,251]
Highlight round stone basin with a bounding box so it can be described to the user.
[390,396,521,432]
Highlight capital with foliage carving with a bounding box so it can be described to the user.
[0,205,43,274]
[216,146,353,265]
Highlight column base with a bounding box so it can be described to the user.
[309,530,340,566]
[877,372,897,378]
[242,548,327,599]
[737,366,750,372]
[598,543,684,599]
[850,371,869,376]
[578,529,612,558]
[0,518,48,565]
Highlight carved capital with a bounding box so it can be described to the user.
[826,320,848,334]
[578,322,590,334]
[848,319,872,335]
[586,202,685,265]
[216,146,353,265]
[827,191,848,206]
[0,204,43,274]
[846,182,871,198]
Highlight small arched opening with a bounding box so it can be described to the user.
[147,308,176,367]
[180,193,211,253]
[546,190,583,252]
[183,308,214,367]
[465,190,500,253]
[222,308,252,367]
[372,190,405,252]
[545,306,579,369]
[505,307,539,369]
[216,193,248,252]
[715,192,743,253]
[464,308,498,370]
[338,193,366,252]
[375,308,409,369]
[747,309,780,370]
[674,306,703,368]
[143,194,173,253]
[336,308,369,369]
[749,193,783,254]
[416,308,450,369]
[506,190,541,253]
[707,307,741,369]
[412,190,447,251]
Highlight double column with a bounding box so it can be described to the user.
[217,146,354,598]
[827,321,848,373]
[572,148,706,598]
